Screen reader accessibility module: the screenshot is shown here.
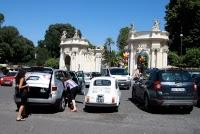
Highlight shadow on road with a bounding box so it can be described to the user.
[128,98,192,115]
[26,106,57,114]
[83,107,117,113]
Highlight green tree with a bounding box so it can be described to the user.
[45,58,59,69]
[110,50,121,67]
[0,26,20,45]
[165,0,200,54]
[42,23,81,58]
[103,38,114,66]
[12,36,35,64]
[0,13,4,27]
[0,42,13,63]
[183,48,200,67]
[117,27,129,52]
[168,51,181,66]
[35,47,49,66]
[0,14,35,64]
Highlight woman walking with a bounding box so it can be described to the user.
[15,69,29,121]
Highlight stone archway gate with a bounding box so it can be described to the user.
[127,21,169,76]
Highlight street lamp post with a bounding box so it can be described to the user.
[180,33,183,56]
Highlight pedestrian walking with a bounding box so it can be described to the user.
[15,69,29,121]
[64,74,79,112]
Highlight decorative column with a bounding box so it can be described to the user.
[151,48,155,68]
[162,48,168,67]
[129,44,134,76]
[156,48,162,68]
[71,47,79,71]
[95,53,102,72]
[59,48,66,70]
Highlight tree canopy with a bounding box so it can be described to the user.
[0,13,4,27]
[165,0,200,54]
[116,27,129,53]
[0,14,35,64]
[40,23,81,58]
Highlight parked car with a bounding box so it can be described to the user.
[0,71,18,86]
[0,71,5,85]
[132,68,198,113]
[84,76,121,112]
[101,67,131,89]
[14,67,67,112]
[85,72,92,88]
[192,75,200,106]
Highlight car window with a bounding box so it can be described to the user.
[94,79,111,86]
[27,67,53,74]
[55,71,64,80]
[6,72,17,76]
[160,71,192,82]
[110,68,128,75]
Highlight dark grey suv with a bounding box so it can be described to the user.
[132,68,198,113]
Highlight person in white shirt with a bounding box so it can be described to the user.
[132,67,141,80]
[64,74,78,112]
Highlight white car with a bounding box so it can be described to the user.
[84,76,121,111]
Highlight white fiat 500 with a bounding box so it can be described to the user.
[84,76,121,111]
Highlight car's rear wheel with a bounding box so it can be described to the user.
[113,106,119,112]
[132,88,136,101]
[84,105,90,112]
[57,95,66,112]
[183,106,193,114]
[144,94,150,111]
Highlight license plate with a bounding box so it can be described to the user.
[5,81,10,84]
[97,96,104,103]
[171,88,185,92]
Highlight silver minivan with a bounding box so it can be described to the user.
[14,67,66,112]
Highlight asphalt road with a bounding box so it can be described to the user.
[0,85,200,134]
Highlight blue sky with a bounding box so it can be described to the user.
[0,0,169,48]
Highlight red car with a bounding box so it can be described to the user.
[0,71,5,86]
[0,71,18,86]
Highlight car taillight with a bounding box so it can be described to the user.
[85,96,90,103]
[112,97,115,103]
[193,82,197,92]
[153,81,161,91]
[52,86,57,91]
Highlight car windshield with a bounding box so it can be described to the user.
[160,71,192,82]
[27,67,53,74]
[6,72,17,76]
[94,79,111,86]
[110,68,128,75]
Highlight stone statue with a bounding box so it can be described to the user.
[61,31,67,41]
[73,29,80,38]
[152,20,160,31]
[130,23,136,32]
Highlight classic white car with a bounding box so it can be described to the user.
[84,76,121,111]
